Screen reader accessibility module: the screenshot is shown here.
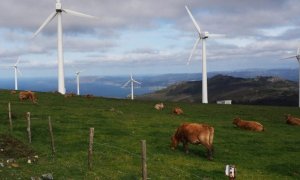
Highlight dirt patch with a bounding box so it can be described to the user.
[0,134,35,159]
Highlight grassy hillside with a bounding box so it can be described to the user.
[0,89,299,179]
[140,75,298,106]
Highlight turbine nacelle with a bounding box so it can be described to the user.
[56,3,62,12]
[200,32,209,39]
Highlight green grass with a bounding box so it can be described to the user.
[0,89,299,179]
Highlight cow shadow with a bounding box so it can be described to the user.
[174,145,211,160]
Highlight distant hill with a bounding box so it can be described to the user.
[139,75,298,106]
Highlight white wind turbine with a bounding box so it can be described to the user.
[12,57,22,91]
[282,47,300,107]
[33,0,97,95]
[122,74,141,100]
[75,70,83,96]
[185,5,224,104]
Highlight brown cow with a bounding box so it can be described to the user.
[19,91,37,103]
[171,123,214,160]
[285,114,300,126]
[64,93,76,98]
[85,94,94,98]
[154,103,164,110]
[173,107,183,115]
[233,117,264,131]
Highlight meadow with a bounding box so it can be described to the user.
[0,90,299,179]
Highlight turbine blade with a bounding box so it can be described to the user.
[15,57,20,66]
[185,6,201,34]
[32,12,57,38]
[209,33,226,38]
[17,68,22,76]
[133,80,141,85]
[280,56,297,60]
[63,9,97,19]
[187,38,201,65]
[122,80,131,88]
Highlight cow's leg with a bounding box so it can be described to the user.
[183,142,189,154]
[203,143,213,160]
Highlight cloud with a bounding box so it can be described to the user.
[0,0,300,78]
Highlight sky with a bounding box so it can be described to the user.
[0,0,300,78]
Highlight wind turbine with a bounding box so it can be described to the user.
[75,70,83,96]
[12,57,21,91]
[122,74,141,100]
[185,5,224,104]
[282,47,300,107]
[33,0,97,95]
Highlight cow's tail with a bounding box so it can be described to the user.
[209,127,214,153]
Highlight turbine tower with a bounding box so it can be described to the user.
[282,47,300,107]
[185,5,224,104]
[33,0,96,95]
[75,70,82,96]
[12,57,21,91]
[122,74,141,100]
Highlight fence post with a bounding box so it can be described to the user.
[8,102,12,132]
[26,112,31,143]
[88,127,94,170]
[141,140,147,180]
[48,116,56,154]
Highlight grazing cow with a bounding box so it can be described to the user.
[64,93,76,98]
[233,117,264,131]
[173,107,183,115]
[285,114,300,126]
[85,94,94,98]
[154,103,164,110]
[171,123,214,160]
[10,90,17,94]
[19,91,37,103]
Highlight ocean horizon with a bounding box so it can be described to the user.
[0,77,153,99]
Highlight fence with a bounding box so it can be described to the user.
[3,102,204,179]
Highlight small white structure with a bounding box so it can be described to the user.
[217,100,232,105]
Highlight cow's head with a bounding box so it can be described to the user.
[170,135,178,150]
[285,114,292,120]
[233,117,241,125]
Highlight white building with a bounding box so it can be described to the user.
[216,100,232,105]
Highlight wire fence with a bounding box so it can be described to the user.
[1,102,297,180]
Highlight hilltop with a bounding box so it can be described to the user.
[139,75,298,106]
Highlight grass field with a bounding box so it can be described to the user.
[0,90,299,179]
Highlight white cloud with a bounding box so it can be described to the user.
[0,0,300,78]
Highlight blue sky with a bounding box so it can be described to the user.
[0,0,299,78]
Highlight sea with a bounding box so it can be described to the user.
[0,77,153,99]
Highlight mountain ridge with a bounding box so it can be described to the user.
[139,75,298,106]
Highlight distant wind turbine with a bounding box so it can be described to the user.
[12,57,22,91]
[122,74,141,100]
[185,5,225,104]
[281,47,300,107]
[32,0,97,95]
[75,70,83,96]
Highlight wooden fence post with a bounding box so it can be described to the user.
[141,140,147,180]
[48,116,56,154]
[26,112,31,143]
[8,102,12,132]
[88,127,94,170]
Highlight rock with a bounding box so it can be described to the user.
[11,163,19,168]
[41,173,53,180]
[6,158,15,163]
